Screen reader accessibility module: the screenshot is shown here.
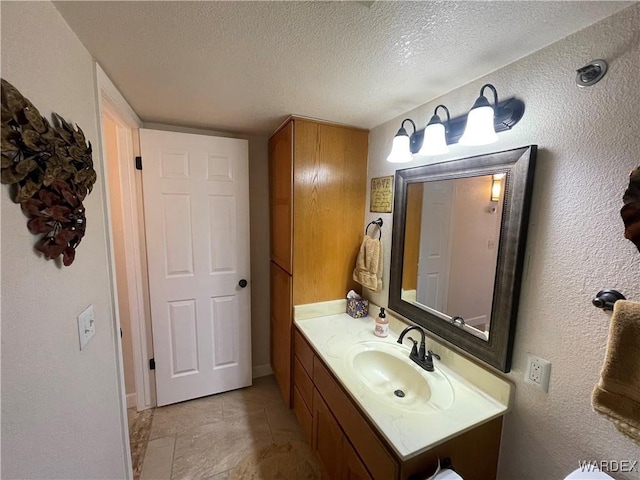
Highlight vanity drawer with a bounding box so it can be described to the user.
[294,329,315,377]
[293,385,313,445]
[313,358,398,480]
[293,356,314,411]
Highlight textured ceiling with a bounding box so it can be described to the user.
[54,1,630,135]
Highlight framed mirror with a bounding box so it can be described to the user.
[389,146,537,372]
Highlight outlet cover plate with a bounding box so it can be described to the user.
[77,304,95,350]
[525,353,551,392]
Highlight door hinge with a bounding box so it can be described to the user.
[149,358,155,370]
[135,156,142,170]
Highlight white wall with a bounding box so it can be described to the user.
[365,4,640,479]
[1,2,128,479]
[447,176,501,328]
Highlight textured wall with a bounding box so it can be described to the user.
[0,2,128,478]
[366,5,640,479]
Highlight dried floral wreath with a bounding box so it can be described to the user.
[622,166,640,252]
[1,78,97,266]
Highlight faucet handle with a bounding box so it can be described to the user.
[427,350,441,361]
[406,336,419,357]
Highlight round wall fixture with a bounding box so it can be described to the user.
[576,59,608,87]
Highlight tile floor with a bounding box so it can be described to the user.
[138,375,304,480]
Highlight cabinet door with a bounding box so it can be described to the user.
[293,121,368,305]
[342,440,372,480]
[293,385,313,445]
[270,261,292,405]
[312,388,344,480]
[268,121,293,274]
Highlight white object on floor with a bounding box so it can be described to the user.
[431,469,463,480]
[424,459,463,480]
[564,468,614,479]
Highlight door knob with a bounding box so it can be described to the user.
[239,279,248,288]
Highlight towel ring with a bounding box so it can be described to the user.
[366,218,383,240]
[593,289,626,311]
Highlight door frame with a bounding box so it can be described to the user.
[96,63,155,417]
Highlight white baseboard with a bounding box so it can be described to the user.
[126,393,137,409]
[252,364,273,378]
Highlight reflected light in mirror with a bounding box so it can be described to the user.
[491,173,505,202]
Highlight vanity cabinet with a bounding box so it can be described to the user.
[293,326,503,480]
[312,388,345,479]
[342,440,372,480]
[268,116,368,404]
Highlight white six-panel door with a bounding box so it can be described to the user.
[140,129,251,406]
[417,180,454,312]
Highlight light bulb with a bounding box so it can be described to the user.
[386,134,413,163]
[459,105,498,146]
[418,122,449,156]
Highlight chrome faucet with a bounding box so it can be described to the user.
[397,325,440,372]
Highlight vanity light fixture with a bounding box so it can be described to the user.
[491,173,505,202]
[417,105,450,156]
[386,119,417,164]
[386,84,525,163]
[459,84,499,146]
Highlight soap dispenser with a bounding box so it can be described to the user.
[374,307,389,338]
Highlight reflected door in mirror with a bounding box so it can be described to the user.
[401,174,505,339]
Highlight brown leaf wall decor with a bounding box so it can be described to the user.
[621,166,640,252]
[1,78,96,266]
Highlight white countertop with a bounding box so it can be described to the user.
[294,306,511,460]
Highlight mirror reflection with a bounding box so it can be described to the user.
[389,146,536,371]
[401,174,506,340]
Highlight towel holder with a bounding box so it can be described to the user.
[366,218,383,240]
[593,289,626,311]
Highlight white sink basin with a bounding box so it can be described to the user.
[345,341,454,413]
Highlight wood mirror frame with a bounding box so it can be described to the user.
[389,145,537,372]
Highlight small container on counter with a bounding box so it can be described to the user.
[374,307,389,337]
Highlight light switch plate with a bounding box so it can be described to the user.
[77,304,95,350]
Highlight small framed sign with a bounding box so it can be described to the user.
[370,175,394,213]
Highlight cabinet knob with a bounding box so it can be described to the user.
[239,279,248,288]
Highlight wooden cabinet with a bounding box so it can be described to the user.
[269,117,368,404]
[313,352,398,480]
[292,384,313,445]
[312,388,344,480]
[270,262,292,402]
[269,121,293,274]
[342,441,372,480]
[293,326,503,480]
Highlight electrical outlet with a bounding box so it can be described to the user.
[525,354,551,392]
